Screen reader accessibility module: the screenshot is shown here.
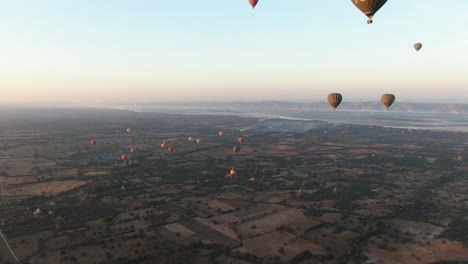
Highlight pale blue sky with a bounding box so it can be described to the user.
[1,0,467,104]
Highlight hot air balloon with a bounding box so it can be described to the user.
[167,147,174,153]
[196,139,201,144]
[188,137,194,142]
[219,131,224,136]
[249,0,258,9]
[238,138,245,144]
[121,154,128,162]
[126,128,132,133]
[414,43,422,51]
[90,139,97,146]
[233,146,241,154]
[351,0,388,24]
[327,93,343,111]
[381,94,396,109]
[130,148,136,154]
[161,141,167,148]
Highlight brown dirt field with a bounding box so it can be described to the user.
[1,158,56,177]
[8,230,55,261]
[271,145,297,151]
[0,175,39,185]
[195,217,239,240]
[5,180,88,196]
[231,204,285,220]
[320,213,344,223]
[220,200,252,209]
[45,234,89,251]
[306,227,358,256]
[238,231,326,262]
[365,240,468,264]
[253,191,289,204]
[164,222,196,237]
[235,209,322,238]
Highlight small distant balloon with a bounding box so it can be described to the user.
[238,138,245,144]
[327,93,343,111]
[188,137,194,142]
[126,128,132,133]
[381,94,396,109]
[249,0,259,9]
[414,43,423,51]
[233,146,241,154]
[130,148,136,154]
[196,139,202,144]
[121,154,128,162]
[167,147,174,153]
[90,139,97,146]
[161,141,167,148]
[219,131,224,136]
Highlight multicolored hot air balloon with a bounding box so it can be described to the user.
[130,148,136,154]
[249,0,259,9]
[414,43,423,51]
[238,138,245,144]
[121,154,128,162]
[90,139,97,146]
[327,93,343,111]
[381,94,396,109]
[161,141,167,148]
[167,147,174,153]
[351,0,388,24]
[219,131,224,136]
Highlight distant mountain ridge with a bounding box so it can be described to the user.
[153,101,468,114]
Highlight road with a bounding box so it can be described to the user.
[0,230,20,264]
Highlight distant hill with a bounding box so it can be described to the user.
[152,101,468,114]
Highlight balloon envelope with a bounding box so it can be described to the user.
[126,128,132,133]
[196,139,201,144]
[188,137,194,141]
[90,140,96,146]
[381,94,396,109]
[121,155,128,162]
[130,148,136,154]
[167,147,174,153]
[414,43,422,51]
[219,131,224,136]
[238,138,245,144]
[249,0,258,8]
[351,0,388,23]
[327,93,343,110]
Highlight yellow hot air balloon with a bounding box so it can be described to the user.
[327,93,343,111]
[219,131,224,136]
[381,94,396,109]
[351,0,388,24]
